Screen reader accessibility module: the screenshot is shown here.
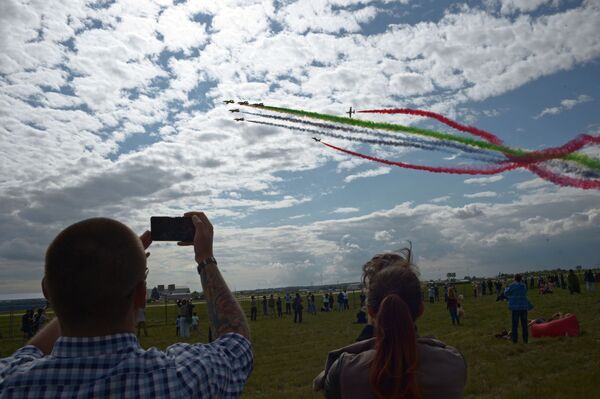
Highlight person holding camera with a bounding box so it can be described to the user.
[0,212,253,398]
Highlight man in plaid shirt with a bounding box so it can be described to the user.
[0,212,253,398]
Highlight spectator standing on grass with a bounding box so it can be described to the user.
[313,250,466,398]
[268,294,276,319]
[175,315,182,337]
[32,308,47,335]
[136,306,148,337]
[250,295,257,321]
[308,293,317,315]
[285,293,292,315]
[276,295,283,318]
[0,213,252,397]
[179,299,190,338]
[359,291,366,307]
[529,276,535,289]
[447,287,460,325]
[568,269,581,294]
[21,309,34,339]
[434,284,440,302]
[293,293,303,323]
[262,295,268,317]
[482,280,487,296]
[338,292,345,311]
[330,291,335,311]
[487,280,493,295]
[560,272,566,289]
[191,313,199,332]
[323,293,329,311]
[428,285,435,303]
[504,274,530,344]
[584,270,596,292]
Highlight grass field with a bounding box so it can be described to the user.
[1,285,600,398]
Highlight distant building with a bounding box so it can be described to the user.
[152,285,192,301]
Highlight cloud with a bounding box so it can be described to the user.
[374,230,394,241]
[344,167,391,183]
[1,0,600,294]
[464,175,504,185]
[535,94,592,118]
[464,191,498,198]
[332,207,360,214]
[430,196,451,203]
[454,204,485,219]
[499,0,557,15]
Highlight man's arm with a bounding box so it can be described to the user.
[180,212,249,339]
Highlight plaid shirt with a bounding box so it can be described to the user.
[0,332,252,398]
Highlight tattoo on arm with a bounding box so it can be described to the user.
[199,264,250,339]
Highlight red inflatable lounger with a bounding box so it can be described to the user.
[531,315,580,338]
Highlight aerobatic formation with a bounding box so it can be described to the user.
[225,101,600,190]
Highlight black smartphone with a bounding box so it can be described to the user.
[150,217,195,242]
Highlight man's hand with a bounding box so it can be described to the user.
[177,211,214,264]
[140,230,152,258]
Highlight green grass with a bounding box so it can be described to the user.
[2,288,599,398]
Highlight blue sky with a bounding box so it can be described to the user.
[1,0,599,294]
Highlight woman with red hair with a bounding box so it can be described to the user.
[313,250,466,399]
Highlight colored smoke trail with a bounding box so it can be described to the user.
[242,110,506,162]
[234,103,600,189]
[320,141,521,175]
[248,104,600,171]
[246,119,461,156]
[359,108,600,189]
[359,108,600,166]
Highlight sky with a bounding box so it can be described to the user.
[1,0,600,295]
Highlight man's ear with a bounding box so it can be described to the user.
[133,282,146,309]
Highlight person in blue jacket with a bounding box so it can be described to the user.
[504,274,530,343]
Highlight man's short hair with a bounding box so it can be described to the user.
[45,218,146,326]
[515,274,522,282]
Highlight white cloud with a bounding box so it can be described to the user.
[464,191,498,198]
[430,196,451,203]
[344,167,392,183]
[332,207,360,214]
[1,0,600,293]
[464,175,505,185]
[374,230,394,241]
[499,0,557,15]
[535,94,593,118]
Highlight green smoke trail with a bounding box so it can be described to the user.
[250,104,600,171]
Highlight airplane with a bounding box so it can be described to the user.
[223,100,234,104]
[238,101,249,105]
[252,102,264,106]
[346,106,355,118]
[312,137,321,142]
[229,108,240,113]
[234,118,244,122]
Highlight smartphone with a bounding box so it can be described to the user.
[150,216,195,242]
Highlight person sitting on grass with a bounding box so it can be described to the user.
[313,250,466,399]
[355,306,368,324]
[0,213,252,398]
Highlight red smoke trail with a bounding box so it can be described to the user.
[359,108,600,189]
[359,108,503,145]
[320,141,521,175]
[359,108,600,163]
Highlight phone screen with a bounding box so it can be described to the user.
[150,217,195,242]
